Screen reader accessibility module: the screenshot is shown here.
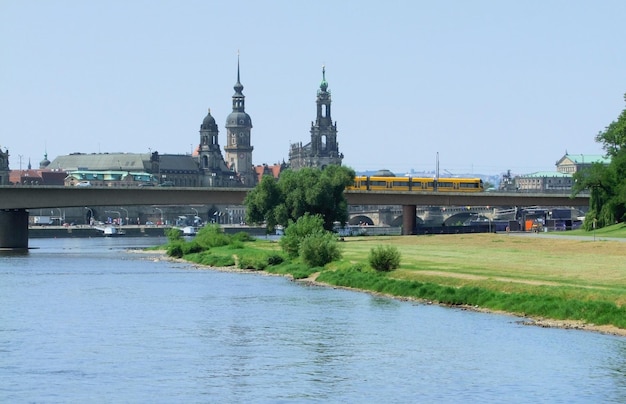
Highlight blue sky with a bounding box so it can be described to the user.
[2,0,625,176]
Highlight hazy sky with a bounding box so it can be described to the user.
[2,1,625,176]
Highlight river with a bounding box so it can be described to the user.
[1,237,625,403]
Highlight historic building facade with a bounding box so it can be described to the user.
[289,66,343,170]
[555,153,611,174]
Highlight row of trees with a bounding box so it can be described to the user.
[573,93,626,229]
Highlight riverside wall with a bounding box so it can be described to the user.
[28,225,268,239]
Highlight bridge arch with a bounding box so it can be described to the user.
[348,215,374,226]
[444,212,489,226]
[390,215,423,227]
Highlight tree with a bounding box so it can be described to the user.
[594,93,626,158]
[245,165,355,231]
[244,174,284,232]
[574,93,626,228]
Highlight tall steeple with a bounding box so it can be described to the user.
[224,53,255,186]
[232,54,245,111]
[288,65,343,170]
[310,65,341,167]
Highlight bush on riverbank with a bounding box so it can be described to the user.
[368,245,401,272]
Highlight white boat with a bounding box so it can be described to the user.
[181,226,196,236]
[95,226,126,236]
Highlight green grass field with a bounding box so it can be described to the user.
[175,224,626,332]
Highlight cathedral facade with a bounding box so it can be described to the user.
[289,66,343,170]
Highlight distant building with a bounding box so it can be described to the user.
[64,170,156,187]
[254,162,286,183]
[10,168,66,186]
[48,152,201,187]
[555,153,611,174]
[0,147,9,185]
[511,152,611,193]
[515,171,574,192]
[5,61,349,187]
[45,58,259,188]
[289,66,343,170]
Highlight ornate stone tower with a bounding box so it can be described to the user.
[289,66,343,170]
[224,57,255,186]
[198,109,229,186]
[0,147,9,185]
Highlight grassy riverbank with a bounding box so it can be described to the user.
[171,229,626,334]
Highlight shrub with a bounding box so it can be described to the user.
[238,254,268,270]
[299,231,342,267]
[228,240,245,249]
[279,213,325,258]
[195,224,231,249]
[368,245,401,272]
[166,240,185,258]
[267,254,284,266]
[165,227,182,242]
[232,231,255,243]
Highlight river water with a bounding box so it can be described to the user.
[1,237,625,403]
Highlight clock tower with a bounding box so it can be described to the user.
[224,56,255,186]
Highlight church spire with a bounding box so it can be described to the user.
[234,51,244,95]
[320,64,328,92]
[232,52,245,112]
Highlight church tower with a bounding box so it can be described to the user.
[310,65,341,167]
[224,56,255,186]
[0,147,9,185]
[289,66,343,170]
[198,108,229,186]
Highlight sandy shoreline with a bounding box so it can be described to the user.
[136,249,626,338]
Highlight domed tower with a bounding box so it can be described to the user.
[39,152,51,169]
[0,147,9,185]
[198,109,229,186]
[224,56,255,186]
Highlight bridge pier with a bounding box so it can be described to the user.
[0,209,29,250]
[402,205,416,235]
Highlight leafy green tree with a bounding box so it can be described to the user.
[245,165,355,231]
[244,174,284,232]
[574,93,626,228]
[594,94,626,158]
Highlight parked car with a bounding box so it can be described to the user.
[75,181,92,187]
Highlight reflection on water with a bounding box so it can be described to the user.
[1,237,625,403]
